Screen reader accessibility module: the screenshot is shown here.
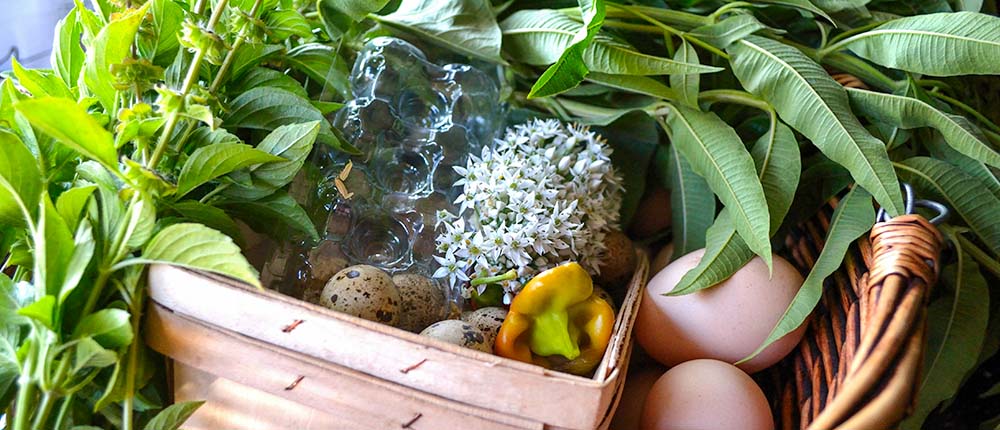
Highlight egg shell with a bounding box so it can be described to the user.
[636,249,806,373]
[609,364,666,430]
[596,230,637,289]
[629,186,671,238]
[650,243,675,274]
[420,320,491,353]
[461,307,507,351]
[321,265,400,326]
[641,359,773,430]
[393,273,447,333]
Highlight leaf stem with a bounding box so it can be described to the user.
[820,21,883,55]
[697,89,772,112]
[30,391,55,430]
[709,2,753,21]
[955,233,1000,278]
[12,340,38,430]
[789,41,899,92]
[929,91,1000,135]
[606,3,731,60]
[121,279,145,430]
[147,0,230,169]
[52,394,73,430]
[471,269,518,286]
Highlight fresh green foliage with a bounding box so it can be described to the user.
[902,229,989,429]
[0,1,355,428]
[491,2,1000,425]
[373,0,505,63]
[741,186,875,362]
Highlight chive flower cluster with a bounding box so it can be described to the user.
[433,119,623,303]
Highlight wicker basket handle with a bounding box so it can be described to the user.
[808,186,946,430]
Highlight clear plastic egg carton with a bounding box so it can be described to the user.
[262,37,502,304]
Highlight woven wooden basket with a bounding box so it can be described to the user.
[763,195,944,430]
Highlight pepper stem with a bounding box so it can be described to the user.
[470,269,518,287]
[529,311,581,360]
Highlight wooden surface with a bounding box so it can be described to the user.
[147,250,649,429]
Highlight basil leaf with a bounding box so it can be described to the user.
[82,4,149,111]
[15,97,118,172]
[176,143,285,198]
[120,223,261,288]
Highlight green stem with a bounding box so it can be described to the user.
[199,183,230,203]
[52,394,73,430]
[597,20,663,34]
[81,269,112,327]
[790,41,899,92]
[709,2,752,21]
[12,341,38,430]
[146,0,229,169]
[698,89,771,112]
[121,286,144,430]
[30,392,55,430]
[820,21,883,55]
[956,233,1000,278]
[209,0,263,93]
[598,3,710,30]
[470,269,517,287]
[606,3,731,60]
[929,92,1000,135]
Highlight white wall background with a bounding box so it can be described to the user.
[0,0,75,71]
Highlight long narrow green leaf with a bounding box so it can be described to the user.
[901,231,989,430]
[895,157,1000,255]
[666,144,714,257]
[670,41,699,107]
[688,14,772,50]
[729,36,904,216]
[923,132,1000,199]
[671,118,800,295]
[839,12,1000,76]
[741,186,874,362]
[502,10,721,76]
[528,0,605,98]
[667,105,772,268]
[847,88,1000,169]
[743,0,833,22]
[585,72,677,100]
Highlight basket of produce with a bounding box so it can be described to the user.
[2,0,1000,430]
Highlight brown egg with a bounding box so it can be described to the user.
[609,364,666,430]
[636,249,806,373]
[650,243,674,274]
[630,186,671,238]
[596,230,637,289]
[641,359,773,430]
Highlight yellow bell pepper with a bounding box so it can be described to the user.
[495,262,615,375]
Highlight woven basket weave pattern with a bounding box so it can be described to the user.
[769,206,943,430]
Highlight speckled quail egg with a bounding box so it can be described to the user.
[393,273,447,333]
[461,307,507,351]
[420,320,491,353]
[592,285,617,315]
[597,230,637,289]
[321,265,400,326]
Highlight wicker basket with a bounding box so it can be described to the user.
[765,198,944,430]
